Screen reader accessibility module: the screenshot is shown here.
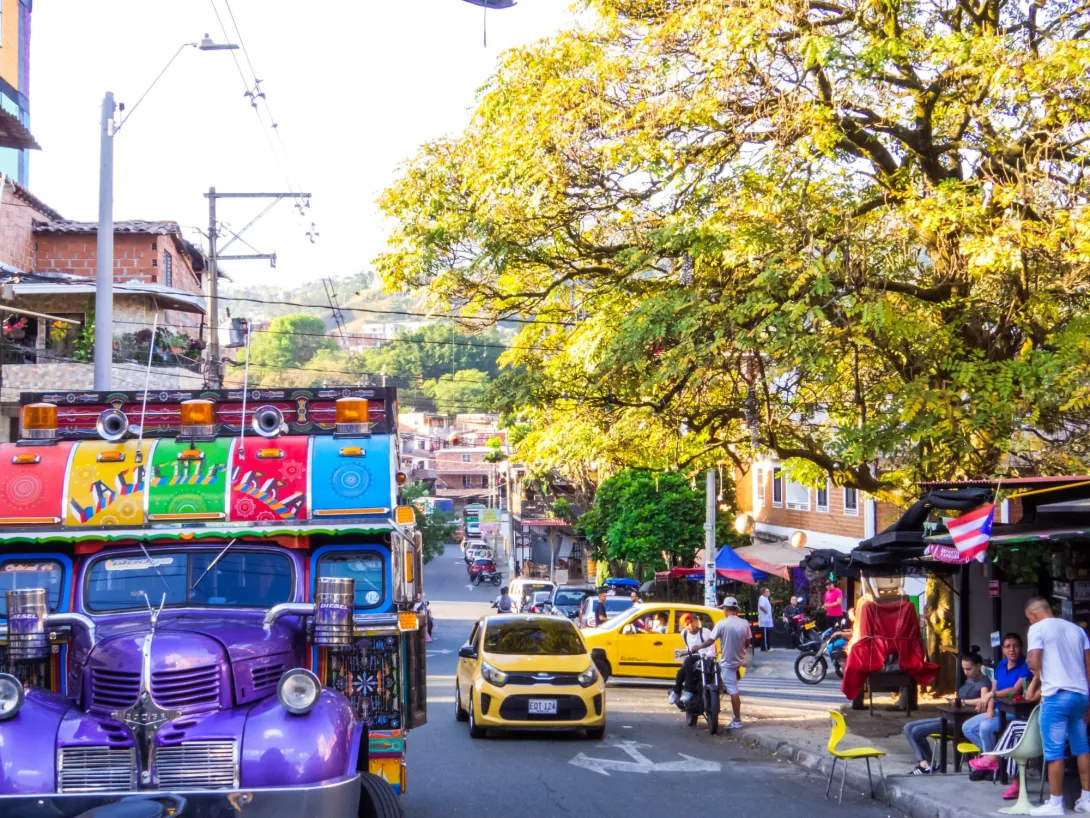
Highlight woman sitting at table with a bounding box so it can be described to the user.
[964,633,1034,769]
[903,649,992,774]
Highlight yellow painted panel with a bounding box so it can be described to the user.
[0,0,21,92]
[65,440,155,527]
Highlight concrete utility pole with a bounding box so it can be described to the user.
[203,189,310,388]
[704,469,717,608]
[94,93,115,391]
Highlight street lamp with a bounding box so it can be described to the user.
[94,36,238,390]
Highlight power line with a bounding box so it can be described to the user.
[111,283,576,327]
[109,318,543,352]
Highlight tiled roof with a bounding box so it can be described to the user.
[0,108,40,152]
[8,180,63,222]
[33,219,184,236]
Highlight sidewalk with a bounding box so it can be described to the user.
[737,650,1040,818]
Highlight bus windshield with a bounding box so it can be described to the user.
[86,550,293,612]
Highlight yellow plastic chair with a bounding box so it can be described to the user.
[985,705,1042,816]
[826,711,888,805]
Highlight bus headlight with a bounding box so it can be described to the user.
[0,674,24,720]
[277,668,321,715]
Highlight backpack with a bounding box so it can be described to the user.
[498,595,513,612]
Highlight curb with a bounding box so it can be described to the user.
[740,731,985,818]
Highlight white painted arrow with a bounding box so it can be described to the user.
[568,739,721,776]
[427,649,452,656]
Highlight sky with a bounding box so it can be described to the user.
[30,0,577,290]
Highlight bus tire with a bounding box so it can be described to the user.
[358,772,403,818]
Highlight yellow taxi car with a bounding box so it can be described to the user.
[581,603,725,680]
[455,614,606,738]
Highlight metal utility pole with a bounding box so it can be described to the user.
[704,469,717,608]
[94,92,116,390]
[204,189,310,387]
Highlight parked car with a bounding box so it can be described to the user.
[465,547,494,564]
[582,603,725,681]
[548,586,597,619]
[577,594,636,628]
[463,539,489,562]
[527,591,553,613]
[468,558,497,576]
[455,614,606,738]
[508,579,557,612]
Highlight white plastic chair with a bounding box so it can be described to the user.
[985,705,1042,815]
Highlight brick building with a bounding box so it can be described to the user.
[0,179,221,441]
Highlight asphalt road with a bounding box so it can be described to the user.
[400,549,900,818]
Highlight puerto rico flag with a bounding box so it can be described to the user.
[947,504,995,562]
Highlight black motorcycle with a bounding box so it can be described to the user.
[472,570,503,587]
[674,649,720,734]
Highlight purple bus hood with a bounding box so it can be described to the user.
[75,610,306,715]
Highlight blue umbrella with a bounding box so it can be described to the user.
[604,577,639,588]
[715,545,770,584]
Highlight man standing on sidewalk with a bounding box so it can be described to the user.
[1025,597,1090,816]
[758,588,774,652]
[690,597,751,729]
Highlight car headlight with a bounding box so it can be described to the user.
[0,673,24,720]
[480,662,508,687]
[277,668,322,715]
[578,666,599,688]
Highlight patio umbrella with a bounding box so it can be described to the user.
[604,577,639,588]
[715,545,770,585]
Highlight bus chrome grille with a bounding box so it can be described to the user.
[58,746,137,793]
[155,740,238,789]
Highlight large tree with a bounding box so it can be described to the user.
[377,0,1090,496]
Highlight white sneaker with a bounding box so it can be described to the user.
[726,719,744,729]
[668,691,679,705]
[1031,803,1066,816]
[679,691,693,704]
[1073,798,1090,814]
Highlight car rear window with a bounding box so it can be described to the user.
[484,618,585,655]
[554,589,590,606]
[474,559,492,566]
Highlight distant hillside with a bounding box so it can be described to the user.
[219,271,426,328]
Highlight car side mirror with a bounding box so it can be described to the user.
[458,645,478,659]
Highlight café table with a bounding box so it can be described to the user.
[939,705,978,773]
[995,698,1037,785]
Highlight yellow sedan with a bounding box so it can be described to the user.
[455,614,607,738]
[581,603,725,680]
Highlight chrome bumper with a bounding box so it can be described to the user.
[0,773,360,818]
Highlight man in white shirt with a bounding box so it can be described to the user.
[688,597,751,729]
[1026,597,1090,815]
[668,614,715,706]
[757,587,774,652]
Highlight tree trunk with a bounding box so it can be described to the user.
[925,574,957,695]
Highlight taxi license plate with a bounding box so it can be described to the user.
[529,699,558,715]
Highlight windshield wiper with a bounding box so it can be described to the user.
[189,538,238,595]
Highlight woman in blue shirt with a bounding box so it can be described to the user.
[964,633,1034,764]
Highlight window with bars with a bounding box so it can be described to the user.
[162,251,173,287]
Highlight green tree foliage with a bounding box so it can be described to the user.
[378,0,1090,496]
[401,482,455,564]
[359,324,503,383]
[427,369,492,414]
[577,471,705,574]
[247,314,335,376]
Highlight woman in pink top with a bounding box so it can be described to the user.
[823,581,844,630]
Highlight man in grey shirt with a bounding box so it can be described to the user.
[688,597,752,729]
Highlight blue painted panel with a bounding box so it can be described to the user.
[309,435,394,519]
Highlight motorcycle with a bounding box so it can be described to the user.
[472,570,503,587]
[794,623,848,685]
[674,648,720,734]
[787,613,821,651]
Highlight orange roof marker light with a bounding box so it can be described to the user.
[335,397,371,438]
[177,399,216,442]
[20,403,58,442]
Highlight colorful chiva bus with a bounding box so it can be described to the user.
[0,387,425,818]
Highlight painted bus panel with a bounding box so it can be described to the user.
[146,438,231,523]
[309,436,395,519]
[64,440,154,527]
[228,436,309,522]
[0,441,73,525]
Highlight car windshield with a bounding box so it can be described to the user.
[86,550,293,611]
[517,583,553,598]
[554,589,589,606]
[484,619,585,655]
[0,559,64,617]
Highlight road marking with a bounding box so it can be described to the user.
[427,649,452,656]
[569,739,721,776]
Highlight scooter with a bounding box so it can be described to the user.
[674,649,720,735]
[787,613,821,651]
[794,623,848,685]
